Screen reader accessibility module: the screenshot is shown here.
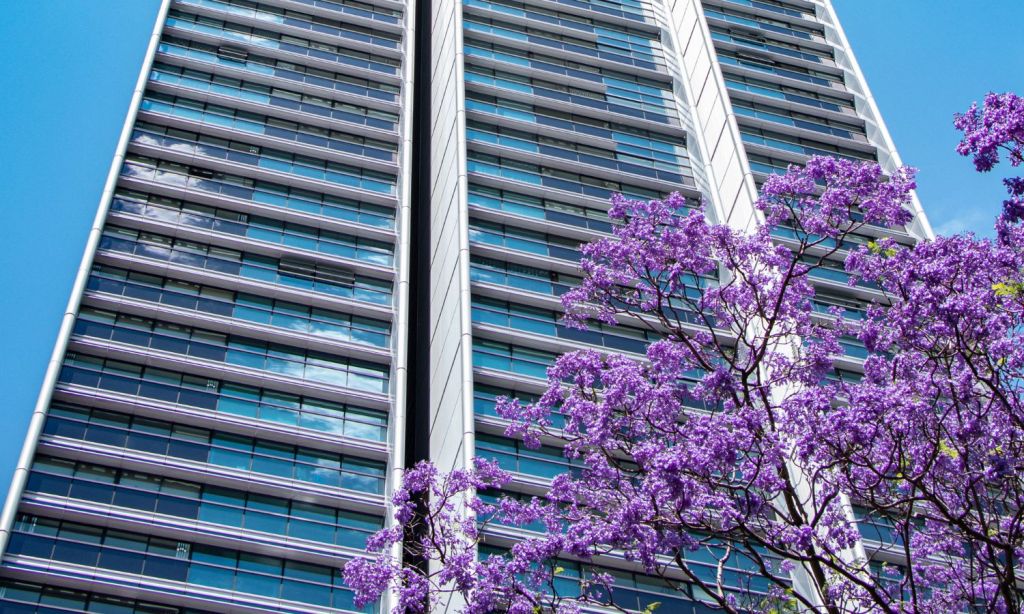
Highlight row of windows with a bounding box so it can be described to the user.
[852,506,903,545]
[490,531,786,599]
[824,367,865,385]
[176,0,399,50]
[131,122,396,194]
[472,295,661,354]
[0,579,198,614]
[42,405,386,494]
[466,0,655,35]
[468,151,672,202]
[703,5,825,42]
[151,61,399,130]
[473,338,558,380]
[284,0,403,20]
[473,266,712,320]
[88,264,391,347]
[472,299,712,358]
[477,488,554,533]
[165,10,398,75]
[118,157,394,229]
[470,253,582,298]
[10,515,369,612]
[837,336,870,361]
[547,0,655,22]
[465,0,661,48]
[74,308,390,394]
[476,433,577,479]
[465,63,674,123]
[466,92,685,159]
[142,91,397,161]
[287,0,403,22]
[28,456,382,550]
[719,0,813,19]
[473,380,724,430]
[98,225,393,305]
[473,382,578,432]
[477,259,712,311]
[711,27,835,65]
[454,184,689,224]
[59,352,388,441]
[469,218,581,262]
[771,219,884,253]
[475,338,722,402]
[747,151,798,176]
[723,73,854,114]
[474,383,540,421]
[796,254,879,289]
[110,189,395,265]
[732,99,866,140]
[716,48,844,89]
[739,127,875,161]
[464,16,663,71]
[466,120,688,181]
[810,289,867,321]
[468,183,614,233]
[476,544,783,609]
[464,40,673,105]
[158,36,399,102]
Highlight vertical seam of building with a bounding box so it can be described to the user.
[0,0,173,560]
[399,0,434,605]
[408,0,433,473]
[453,0,478,489]
[687,0,762,230]
[387,0,421,606]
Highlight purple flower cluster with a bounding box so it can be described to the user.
[342,460,510,612]
[955,92,1024,232]
[955,92,1024,172]
[344,95,1024,613]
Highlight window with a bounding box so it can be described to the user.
[41,405,387,494]
[73,307,389,392]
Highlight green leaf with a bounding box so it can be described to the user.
[867,240,897,257]
[938,439,959,460]
[993,281,1024,297]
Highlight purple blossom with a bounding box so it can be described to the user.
[956,92,1024,237]
[955,92,1024,172]
[346,100,1024,614]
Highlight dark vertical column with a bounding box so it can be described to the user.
[401,0,434,598]
[406,0,432,469]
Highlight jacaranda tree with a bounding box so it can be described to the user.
[345,93,1024,613]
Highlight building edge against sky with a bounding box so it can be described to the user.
[0,0,414,610]
[0,0,933,612]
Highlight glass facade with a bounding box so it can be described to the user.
[2,0,930,611]
[459,0,748,609]
[0,0,409,611]
[463,0,927,611]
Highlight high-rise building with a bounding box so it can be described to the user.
[0,0,931,612]
[0,0,415,611]
[425,0,931,608]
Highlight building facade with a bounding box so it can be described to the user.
[0,0,415,611]
[0,0,930,612]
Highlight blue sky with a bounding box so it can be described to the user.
[0,1,1021,499]
[833,0,1024,235]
